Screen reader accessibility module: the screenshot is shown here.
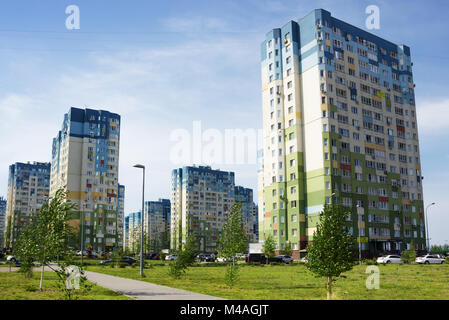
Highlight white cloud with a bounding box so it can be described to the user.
[416,98,449,135]
[0,34,261,216]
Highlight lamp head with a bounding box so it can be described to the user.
[133,164,145,169]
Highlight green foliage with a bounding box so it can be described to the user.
[225,264,240,288]
[168,233,198,279]
[363,259,378,265]
[218,203,248,288]
[280,242,293,257]
[305,203,357,300]
[401,241,417,264]
[430,244,449,255]
[13,187,77,291]
[110,249,125,268]
[14,215,40,278]
[52,251,92,300]
[263,234,276,263]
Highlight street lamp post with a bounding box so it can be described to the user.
[134,164,145,277]
[81,212,84,265]
[356,204,363,266]
[425,202,435,253]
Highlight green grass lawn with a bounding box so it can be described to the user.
[86,262,449,300]
[0,271,132,300]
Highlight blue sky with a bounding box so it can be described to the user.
[0,0,448,245]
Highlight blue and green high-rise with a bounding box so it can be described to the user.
[259,9,425,259]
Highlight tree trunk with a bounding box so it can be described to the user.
[40,264,45,291]
[327,276,333,300]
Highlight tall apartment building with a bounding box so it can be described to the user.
[5,162,50,248]
[127,211,142,252]
[171,166,256,253]
[234,187,257,243]
[124,215,129,251]
[50,107,121,253]
[144,199,170,253]
[260,9,425,259]
[0,197,6,249]
[117,184,125,249]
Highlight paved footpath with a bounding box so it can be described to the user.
[1,266,224,300]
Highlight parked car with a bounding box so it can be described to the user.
[246,253,267,264]
[376,255,403,264]
[216,257,231,263]
[276,255,294,264]
[6,256,19,265]
[198,254,215,262]
[416,254,445,264]
[145,253,160,260]
[76,250,89,256]
[100,256,137,265]
[165,255,178,261]
[300,256,308,263]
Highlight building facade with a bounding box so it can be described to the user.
[260,9,425,258]
[234,187,257,243]
[117,184,125,249]
[127,211,142,253]
[144,199,170,253]
[5,162,50,248]
[0,197,6,249]
[124,215,129,251]
[50,107,121,253]
[171,166,256,253]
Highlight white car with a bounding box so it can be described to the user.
[416,255,445,264]
[377,255,403,264]
[6,256,17,262]
[165,255,178,261]
[300,257,308,263]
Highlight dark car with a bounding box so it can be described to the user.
[145,253,160,260]
[246,253,268,264]
[100,256,137,265]
[198,254,215,262]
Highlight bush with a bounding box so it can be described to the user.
[364,259,378,265]
[401,249,416,264]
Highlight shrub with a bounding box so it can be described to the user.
[364,259,378,265]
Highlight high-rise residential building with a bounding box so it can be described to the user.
[117,184,125,249]
[144,199,170,253]
[124,215,129,251]
[260,9,425,259]
[5,162,50,248]
[127,211,142,252]
[0,197,6,249]
[50,107,121,253]
[171,165,256,253]
[234,187,257,243]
